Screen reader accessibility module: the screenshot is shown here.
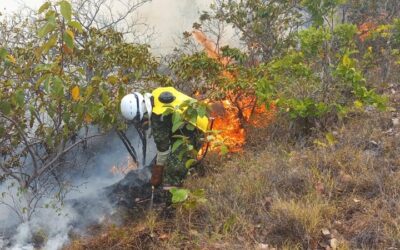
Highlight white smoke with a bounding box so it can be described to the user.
[136,0,213,54]
[0,0,240,54]
[10,223,33,250]
[0,127,156,249]
[9,206,74,250]
[0,1,237,249]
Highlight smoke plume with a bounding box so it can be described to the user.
[0,127,156,249]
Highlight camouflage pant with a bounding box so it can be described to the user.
[151,114,192,185]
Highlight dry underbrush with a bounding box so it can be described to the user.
[65,100,399,249]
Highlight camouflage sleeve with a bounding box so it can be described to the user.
[151,113,172,153]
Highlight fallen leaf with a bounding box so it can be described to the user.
[329,238,338,249]
[392,118,399,127]
[321,228,331,237]
[158,233,169,240]
[256,243,269,249]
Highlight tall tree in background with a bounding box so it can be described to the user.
[210,0,304,61]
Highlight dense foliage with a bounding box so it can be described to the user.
[0,1,157,221]
[1,0,399,232]
[169,0,398,131]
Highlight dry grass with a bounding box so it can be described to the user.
[266,197,335,245]
[65,91,400,249]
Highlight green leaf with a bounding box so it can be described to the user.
[107,75,119,85]
[62,113,70,123]
[220,145,229,155]
[172,139,184,152]
[29,106,36,128]
[42,34,58,54]
[172,121,184,133]
[38,2,51,14]
[63,30,74,48]
[342,54,352,67]
[189,116,197,125]
[68,20,83,33]
[35,64,52,73]
[162,107,174,116]
[198,105,207,117]
[38,22,56,38]
[185,159,196,169]
[172,112,182,124]
[353,100,363,109]
[170,188,189,204]
[186,123,195,131]
[101,96,110,109]
[0,101,11,115]
[134,70,142,79]
[14,89,25,107]
[91,76,102,83]
[59,0,72,21]
[84,85,94,99]
[52,76,64,97]
[0,47,8,60]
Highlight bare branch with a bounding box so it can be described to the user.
[0,114,40,177]
[34,134,105,182]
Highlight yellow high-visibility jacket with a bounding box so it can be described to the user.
[152,87,209,132]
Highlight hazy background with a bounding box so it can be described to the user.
[0,0,214,54]
[0,1,231,248]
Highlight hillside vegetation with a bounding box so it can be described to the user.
[1,0,400,249]
[66,87,399,249]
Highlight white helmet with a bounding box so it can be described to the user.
[120,92,153,121]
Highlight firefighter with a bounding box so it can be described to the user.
[120,87,210,187]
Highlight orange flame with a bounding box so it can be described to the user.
[110,156,137,175]
[192,30,230,66]
[192,29,276,153]
[192,30,234,80]
[210,100,245,152]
